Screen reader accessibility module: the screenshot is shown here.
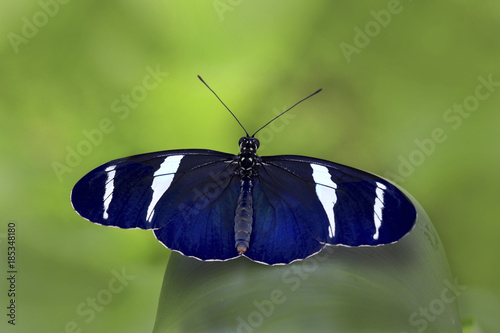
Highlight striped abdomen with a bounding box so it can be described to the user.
[234,179,254,254]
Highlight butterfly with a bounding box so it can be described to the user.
[71,76,417,265]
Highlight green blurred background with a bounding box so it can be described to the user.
[1,1,499,332]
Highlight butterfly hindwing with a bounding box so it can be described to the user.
[152,174,240,261]
[243,178,325,265]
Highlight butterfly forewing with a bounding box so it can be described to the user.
[71,150,236,230]
[258,155,417,247]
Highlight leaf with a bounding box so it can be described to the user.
[153,194,462,333]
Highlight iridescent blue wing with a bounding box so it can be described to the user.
[71,150,234,226]
[71,149,245,261]
[243,155,417,265]
[151,170,242,262]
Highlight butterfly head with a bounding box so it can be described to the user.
[239,137,260,152]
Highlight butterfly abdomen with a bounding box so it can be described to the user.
[234,179,254,254]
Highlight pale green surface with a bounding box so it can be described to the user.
[1,1,499,332]
[154,198,462,332]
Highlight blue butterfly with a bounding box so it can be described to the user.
[71,76,416,265]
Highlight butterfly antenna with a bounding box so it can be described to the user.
[198,75,249,137]
[252,88,322,137]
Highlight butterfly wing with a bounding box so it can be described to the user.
[72,149,246,261]
[152,179,240,261]
[244,155,417,264]
[242,178,325,265]
[71,149,236,226]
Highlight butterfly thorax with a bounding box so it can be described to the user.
[237,137,260,178]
